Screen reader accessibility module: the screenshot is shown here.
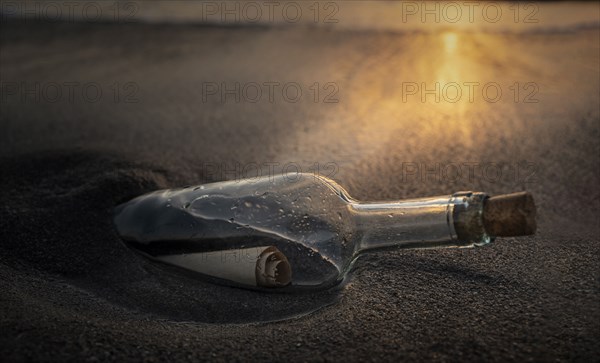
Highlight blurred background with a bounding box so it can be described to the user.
[1,1,599,361]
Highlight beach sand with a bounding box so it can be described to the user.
[1,19,599,361]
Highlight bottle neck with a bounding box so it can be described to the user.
[350,192,491,253]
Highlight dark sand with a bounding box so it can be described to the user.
[1,20,599,361]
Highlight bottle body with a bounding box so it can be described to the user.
[114,173,494,291]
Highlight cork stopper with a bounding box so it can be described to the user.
[482,192,536,237]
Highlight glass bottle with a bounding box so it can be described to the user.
[114,173,536,292]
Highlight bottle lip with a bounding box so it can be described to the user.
[451,192,492,245]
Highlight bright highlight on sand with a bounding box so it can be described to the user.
[443,32,458,54]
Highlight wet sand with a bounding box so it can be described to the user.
[1,20,599,361]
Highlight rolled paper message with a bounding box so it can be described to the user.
[155,246,292,288]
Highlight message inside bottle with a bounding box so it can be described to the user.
[155,246,292,287]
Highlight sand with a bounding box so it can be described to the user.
[1,19,599,361]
